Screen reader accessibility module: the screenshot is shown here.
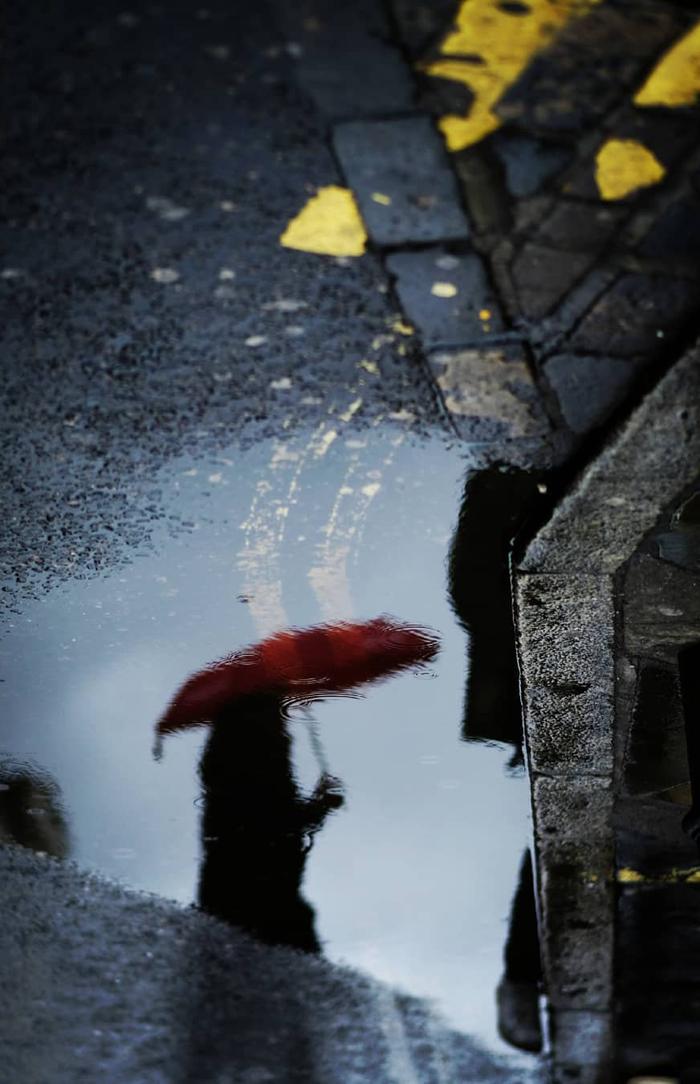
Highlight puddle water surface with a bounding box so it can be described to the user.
[2,428,532,1062]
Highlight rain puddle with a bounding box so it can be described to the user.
[1,426,534,1063]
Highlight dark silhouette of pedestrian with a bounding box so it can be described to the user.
[197,693,343,952]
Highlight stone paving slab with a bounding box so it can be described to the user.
[615,796,698,874]
[542,354,645,434]
[565,272,698,358]
[490,132,572,201]
[516,574,615,777]
[389,0,458,57]
[333,117,470,246]
[624,553,700,665]
[386,246,504,347]
[276,0,415,119]
[525,268,619,355]
[532,775,614,1012]
[532,200,625,254]
[617,884,700,1078]
[497,2,690,135]
[621,661,689,798]
[519,342,700,574]
[510,244,596,321]
[295,35,415,119]
[428,346,551,442]
[563,109,700,201]
[638,192,700,264]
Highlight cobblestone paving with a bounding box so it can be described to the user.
[288,0,700,465]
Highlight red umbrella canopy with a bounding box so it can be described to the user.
[154,616,440,751]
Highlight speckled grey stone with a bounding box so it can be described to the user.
[533,776,614,1013]
[516,574,615,776]
[519,341,700,574]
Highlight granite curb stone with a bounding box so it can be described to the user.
[333,117,470,247]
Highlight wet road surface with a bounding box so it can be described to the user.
[6,0,700,1078]
[1,431,535,1063]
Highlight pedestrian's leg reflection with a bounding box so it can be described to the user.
[497,850,543,1053]
[197,693,343,953]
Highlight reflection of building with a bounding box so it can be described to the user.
[0,759,69,858]
[514,350,700,1081]
[198,694,342,953]
[449,465,546,1053]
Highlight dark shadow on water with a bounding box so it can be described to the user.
[680,642,700,852]
[449,464,547,748]
[197,693,343,953]
[449,464,547,1054]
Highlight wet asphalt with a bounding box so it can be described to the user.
[2,0,450,612]
[1,2,547,1078]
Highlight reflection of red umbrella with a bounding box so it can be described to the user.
[155,616,440,752]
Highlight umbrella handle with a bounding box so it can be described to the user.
[301,709,332,778]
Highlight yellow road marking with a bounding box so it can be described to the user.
[280,185,367,257]
[617,865,700,885]
[424,0,601,151]
[339,398,363,423]
[634,20,700,107]
[595,138,666,200]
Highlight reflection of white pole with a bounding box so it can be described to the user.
[297,703,331,778]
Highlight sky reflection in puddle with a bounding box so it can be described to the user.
[1,428,531,1060]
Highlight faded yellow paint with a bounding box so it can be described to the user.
[425,0,601,151]
[391,319,414,335]
[479,308,492,320]
[371,192,392,205]
[617,867,645,883]
[617,864,700,884]
[315,428,338,456]
[431,281,458,298]
[634,21,700,107]
[339,398,363,422]
[595,139,666,200]
[280,186,367,257]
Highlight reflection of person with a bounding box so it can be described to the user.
[198,694,343,953]
[449,465,546,1053]
[497,851,542,1053]
[0,760,69,858]
[449,464,547,747]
